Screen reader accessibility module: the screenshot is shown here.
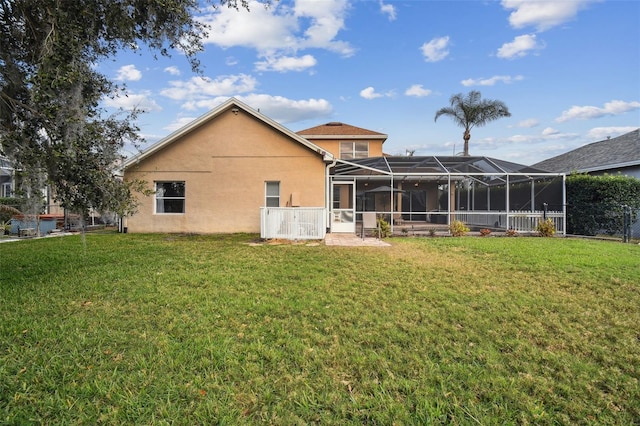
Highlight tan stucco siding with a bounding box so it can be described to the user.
[123,110,327,234]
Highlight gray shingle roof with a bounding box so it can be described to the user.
[532,129,640,173]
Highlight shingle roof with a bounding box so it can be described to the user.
[532,129,640,173]
[297,122,387,139]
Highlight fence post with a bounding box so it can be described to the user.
[623,205,631,243]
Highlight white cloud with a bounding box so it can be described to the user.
[255,54,317,72]
[379,1,396,21]
[516,118,540,128]
[168,94,333,125]
[359,86,394,100]
[555,100,640,122]
[493,129,580,152]
[115,64,142,81]
[586,126,639,141]
[164,116,198,132]
[164,66,181,76]
[360,87,382,99]
[404,84,432,97]
[160,74,258,102]
[497,34,543,59]
[501,0,597,32]
[198,0,354,57]
[420,36,450,62]
[104,90,161,112]
[461,75,524,87]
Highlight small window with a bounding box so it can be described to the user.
[265,181,280,207]
[155,181,185,214]
[340,141,369,159]
[1,182,11,197]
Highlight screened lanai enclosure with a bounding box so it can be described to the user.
[329,156,566,235]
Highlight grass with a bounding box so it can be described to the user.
[1,232,639,425]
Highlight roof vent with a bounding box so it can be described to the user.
[326,122,343,126]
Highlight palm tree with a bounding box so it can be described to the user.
[434,91,511,157]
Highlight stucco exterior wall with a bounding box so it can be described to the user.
[309,140,385,158]
[124,109,327,234]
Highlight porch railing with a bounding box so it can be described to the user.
[508,211,564,234]
[260,207,327,240]
[454,210,565,234]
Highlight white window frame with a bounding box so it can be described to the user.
[265,181,280,207]
[1,182,11,197]
[155,181,186,214]
[340,141,369,159]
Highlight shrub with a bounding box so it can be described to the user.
[449,220,469,237]
[372,216,391,238]
[428,229,436,237]
[479,228,491,236]
[536,218,556,237]
[505,229,518,237]
[566,173,640,235]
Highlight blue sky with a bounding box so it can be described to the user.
[101,0,640,165]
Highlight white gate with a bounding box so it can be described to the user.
[260,207,327,240]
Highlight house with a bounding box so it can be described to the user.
[532,128,640,236]
[1,155,13,198]
[532,129,640,178]
[122,98,336,235]
[122,98,566,237]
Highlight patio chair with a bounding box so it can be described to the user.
[361,212,380,239]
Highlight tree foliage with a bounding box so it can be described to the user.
[0,0,250,216]
[566,173,640,236]
[434,91,511,157]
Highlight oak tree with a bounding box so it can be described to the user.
[0,0,251,217]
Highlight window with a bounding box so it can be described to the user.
[340,141,369,159]
[155,181,185,213]
[1,182,11,197]
[265,181,280,207]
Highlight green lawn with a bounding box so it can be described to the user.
[1,233,639,425]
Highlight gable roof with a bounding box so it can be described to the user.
[532,129,640,173]
[297,122,388,141]
[122,98,333,170]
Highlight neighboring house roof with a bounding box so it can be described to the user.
[297,122,388,141]
[122,98,333,170]
[532,129,640,173]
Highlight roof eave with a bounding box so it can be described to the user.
[571,160,640,174]
[301,134,387,141]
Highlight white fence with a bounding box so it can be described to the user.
[508,211,564,234]
[260,207,327,240]
[455,210,565,234]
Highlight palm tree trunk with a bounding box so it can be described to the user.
[463,130,471,156]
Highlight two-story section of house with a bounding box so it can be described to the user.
[296,122,387,160]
